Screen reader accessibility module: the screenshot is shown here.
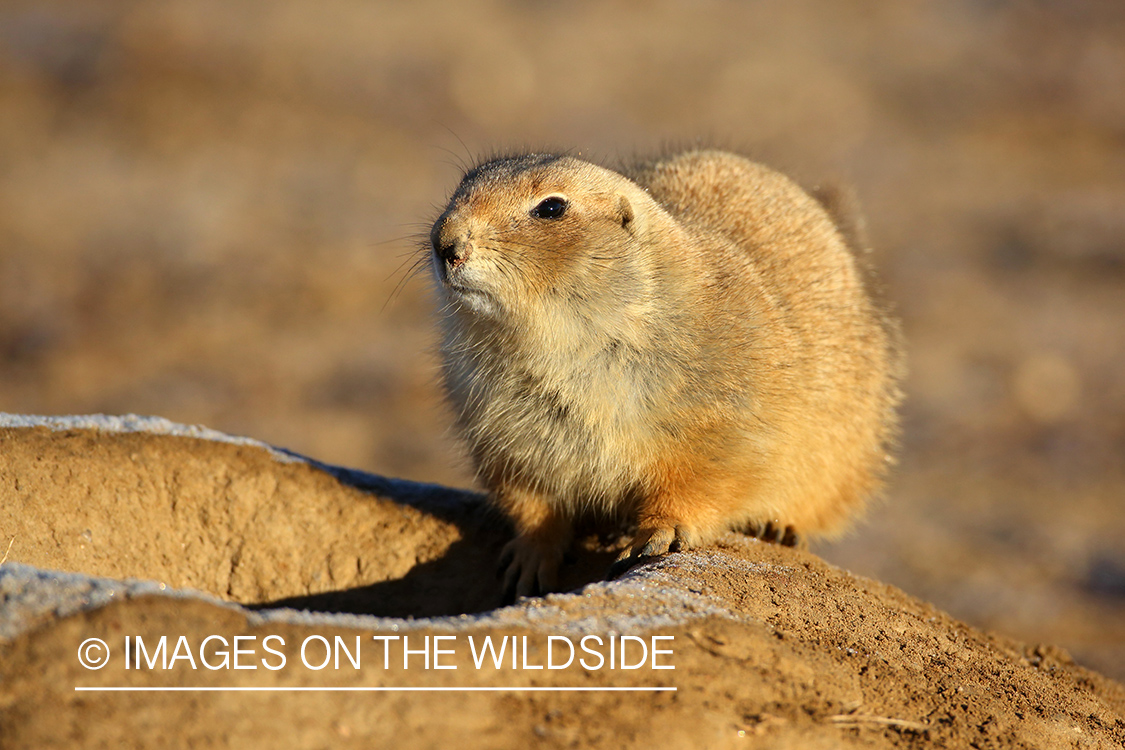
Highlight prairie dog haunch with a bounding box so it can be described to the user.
[428,149,902,598]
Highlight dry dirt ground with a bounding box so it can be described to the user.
[2,421,1123,749]
[1,0,1124,746]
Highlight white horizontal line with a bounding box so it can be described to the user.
[75,686,676,692]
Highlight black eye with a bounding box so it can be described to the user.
[531,196,568,220]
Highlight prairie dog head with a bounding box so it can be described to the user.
[429,154,660,321]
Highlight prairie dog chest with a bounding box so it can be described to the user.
[457,334,657,436]
[443,323,669,496]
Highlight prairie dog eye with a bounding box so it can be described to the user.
[530,196,568,220]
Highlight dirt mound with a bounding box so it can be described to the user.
[1,418,1122,748]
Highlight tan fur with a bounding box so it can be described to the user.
[428,150,903,597]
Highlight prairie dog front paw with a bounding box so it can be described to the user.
[499,535,566,601]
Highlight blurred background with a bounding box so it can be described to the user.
[1,0,1122,680]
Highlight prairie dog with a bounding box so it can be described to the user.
[428,150,902,598]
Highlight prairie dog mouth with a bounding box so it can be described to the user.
[438,264,500,314]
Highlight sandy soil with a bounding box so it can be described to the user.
[2,424,1123,749]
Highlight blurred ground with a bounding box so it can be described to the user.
[1,0,1122,681]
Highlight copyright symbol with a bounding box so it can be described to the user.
[78,638,110,670]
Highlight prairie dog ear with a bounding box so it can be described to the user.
[615,193,637,233]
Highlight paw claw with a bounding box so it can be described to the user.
[744,520,802,547]
[606,556,639,580]
[605,524,696,580]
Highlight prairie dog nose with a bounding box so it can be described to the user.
[431,215,472,269]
